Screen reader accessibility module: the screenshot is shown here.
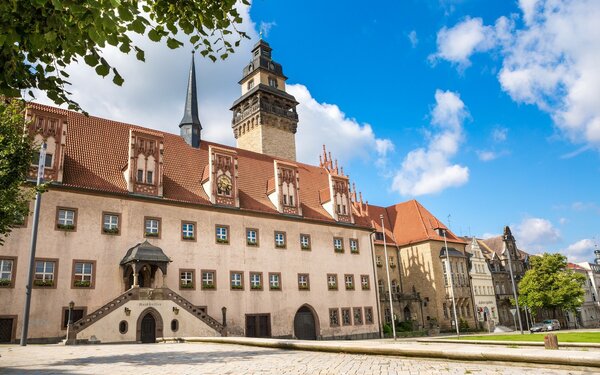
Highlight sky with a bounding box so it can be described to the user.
[31,0,600,263]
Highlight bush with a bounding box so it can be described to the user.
[459,318,470,330]
[383,324,392,335]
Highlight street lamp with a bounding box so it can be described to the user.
[440,227,460,338]
[504,235,524,334]
[380,214,396,340]
[66,300,74,345]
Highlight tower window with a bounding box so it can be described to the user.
[247,79,254,90]
[268,77,278,88]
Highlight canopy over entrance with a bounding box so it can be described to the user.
[120,241,171,288]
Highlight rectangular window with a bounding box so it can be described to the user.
[247,79,254,90]
[32,152,53,168]
[34,259,57,288]
[298,273,309,290]
[0,258,15,288]
[349,239,359,253]
[327,274,338,290]
[61,307,85,330]
[375,232,384,241]
[230,271,244,290]
[268,77,278,88]
[365,307,374,324]
[137,169,144,182]
[333,237,344,252]
[179,269,195,290]
[300,234,311,250]
[246,228,258,246]
[341,308,352,326]
[353,307,363,325]
[144,217,160,238]
[376,256,383,267]
[329,308,340,327]
[360,275,370,290]
[102,212,120,234]
[181,221,196,241]
[146,170,153,184]
[274,231,286,248]
[250,272,263,290]
[216,225,229,244]
[56,207,76,231]
[72,260,95,288]
[268,272,281,290]
[389,256,396,267]
[201,270,216,290]
[344,274,354,290]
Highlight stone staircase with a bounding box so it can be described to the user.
[69,287,225,340]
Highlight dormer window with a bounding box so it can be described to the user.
[268,77,277,88]
[32,152,53,168]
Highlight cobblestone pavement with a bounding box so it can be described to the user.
[0,342,593,375]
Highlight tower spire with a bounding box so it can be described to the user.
[179,52,202,148]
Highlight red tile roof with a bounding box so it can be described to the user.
[29,103,372,227]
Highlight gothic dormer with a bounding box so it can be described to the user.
[26,107,68,183]
[318,145,354,224]
[502,225,519,260]
[202,145,239,207]
[179,53,202,148]
[231,39,299,161]
[124,129,164,197]
[268,160,301,215]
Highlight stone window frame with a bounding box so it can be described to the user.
[327,273,338,290]
[181,220,197,242]
[215,224,230,245]
[143,216,161,239]
[0,256,17,288]
[360,274,370,290]
[60,306,87,330]
[344,274,354,290]
[71,259,96,289]
[333,237,344,253]
[341,307,352,326]
[230,270,244,291]
[101,211,121,236]
[274,231,287,249]
[268,272,281,291]
[33,257,59,289]
[299,234,311,251]
[353,307,363,325]
[55,206,78,232]
[246,228,259,247]
[201,269,217,290]
[179,268,195,290]
[249,271,263,291]
[349,238,359,254]
[297,273,310,291]
[329,308,340,327]
[364,306,374,325]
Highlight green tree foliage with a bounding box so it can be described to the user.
[0,0,249,111]
[0,99,36,245]
[518,253,586,316]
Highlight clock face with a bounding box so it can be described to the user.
[217,175,232,195]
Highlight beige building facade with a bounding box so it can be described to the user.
[465,237,498,330]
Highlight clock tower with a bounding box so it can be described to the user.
[230,39,299,161]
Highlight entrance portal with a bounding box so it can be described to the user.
[293,306,317,340]
[0,318,14,343]
[140,313,156,343]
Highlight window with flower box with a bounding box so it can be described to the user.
[269,272,281,290]
[246,228,259,246]
[201,270,216,290]
[327,274,338,290]
[102,212,120,235]
[300,234,311,250]
[144,217,161,238]
[344,274,354,290]
[216,225,229,244]
[181,221,196,241]
[349,238,359,254]
[34,259,58,288]
[230,271,244,290]
[341,308,352,325]
[365,307,374,324]
[72,260,95,288]
[0,257,16,288]
[333,237,344,253]
[353,307,363,325]
[274,231,286,249]
[179,269,195,290]
[56,207,77,231]
[250,272,263,290]
[298,273,310,290]
[329,308,340,327]
[360,275,370,290]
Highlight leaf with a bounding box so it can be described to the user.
[84,54,99,67]
[135,47,145,62]
[148,29,161,42]
[112,69,124,86]
[95,64,110,77]
[166,37,183,49]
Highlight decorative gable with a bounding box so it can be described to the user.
[318,145,354,224]
[26,108,68,183]
[268,160,301,215]
[124,129,164,197]
[204,145,239,207]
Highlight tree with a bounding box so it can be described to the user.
[0,0,249,111]
[518,253,586,318]
[0,98,37,245]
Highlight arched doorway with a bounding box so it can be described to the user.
[140,313,156,343]
[294,305,317,340]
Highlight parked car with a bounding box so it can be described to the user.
[542,319,561,331]
[530,323,547,333]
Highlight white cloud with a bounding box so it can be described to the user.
[391,90,469,196]
[476,150,498,161]
[408,30,419,48]
[562,238,595,262]
[492,127,508,142]
[259,21,277,38]
[481,232,500,239]
[515,217,561,251]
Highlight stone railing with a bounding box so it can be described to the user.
[71,288,139,335]
[164,289,226,335]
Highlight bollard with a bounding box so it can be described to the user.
[544,333,559,350]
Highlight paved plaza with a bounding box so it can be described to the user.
[0,342,594,375]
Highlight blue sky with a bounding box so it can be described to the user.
[33,0,600,262]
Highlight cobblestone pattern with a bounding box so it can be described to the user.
[0,343,592,375]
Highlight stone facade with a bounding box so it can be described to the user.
[465,237,499,331]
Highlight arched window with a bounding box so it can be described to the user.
[119,320,128,334]
[171,319,179,332]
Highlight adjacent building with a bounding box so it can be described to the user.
[464,237,499,330]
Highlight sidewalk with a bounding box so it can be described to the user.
[180,336,600,369]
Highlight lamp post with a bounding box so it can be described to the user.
[66,301,74,344]
[20,142,46,346]
[380,214,396,340]
[441,228,460,338]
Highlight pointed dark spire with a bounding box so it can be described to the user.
[179,52,202,148]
